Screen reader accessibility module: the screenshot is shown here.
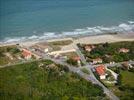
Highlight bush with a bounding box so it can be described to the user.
[0,60,105,99]
[66,59,78,66]
[117,74,122,86]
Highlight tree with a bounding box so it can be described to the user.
[103,42,109,48]
[117,74,122,86]
[66,59,77,66]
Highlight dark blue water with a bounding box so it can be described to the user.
[0,0,134,42]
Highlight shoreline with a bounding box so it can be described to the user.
[0,33,134,47]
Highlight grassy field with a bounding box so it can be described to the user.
[48,40,73,46]
[61,52,78,58]
[81,68,90,74]
[0,60,107,100]
[120,70,134,88]
[106,67,134,100]
[48,40,73,51]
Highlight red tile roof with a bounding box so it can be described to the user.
[73,56,81,61]
[95,65,106,76]
[22,49,31,58]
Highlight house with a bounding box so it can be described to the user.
[95,65,106,79]
[22,49,32,59]
[32,42,52,53]
[92,58,102,64]
[73,56,81,65]
[84,45,95,52]
[37,43,51,53]
[119,48,129,53]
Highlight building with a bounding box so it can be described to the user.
[31,42,52,53]
[95,65,106,79]
[92,58,102,64]
[73,56,81,66]
[84,45,95,52]
[119,48,129,53]
[22,49,32,59]
[37,43,52,53]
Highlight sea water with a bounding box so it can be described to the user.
[0,0,134,43]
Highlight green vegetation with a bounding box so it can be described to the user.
[49,40,73,46]
[78,41,134,63]
[0,60,106,100]
[0,56,10,66]
[120,70,134,88]
[0,45,20,55]
[81,68,90,74]
[107,67,134,100]
[0,45,21,66]
[61,52,78,58]
[105,71,115,81]
[48,40,73,51]
[66,58,79,67]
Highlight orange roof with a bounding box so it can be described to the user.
[95,65,105,75]
[22,49,31,57]
[73,56,81,61]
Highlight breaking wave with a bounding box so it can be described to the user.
[1,21,134,44]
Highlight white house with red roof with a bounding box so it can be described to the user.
[119,48,129,53]
[22,49,32,59]
[95,65,106,79]
[72,56,81,66]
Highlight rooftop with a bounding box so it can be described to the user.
[22,49,31,57]
[95,65,106,76]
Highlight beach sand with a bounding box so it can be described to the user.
[74,34,134,44]
[0,34,134,48]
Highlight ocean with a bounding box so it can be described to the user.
[0,0,134,43]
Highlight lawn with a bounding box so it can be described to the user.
[105,68,134,100]
[48,40,73,46]
[120,70,134,88]
[0,60,106,100]
[48,40,73,51]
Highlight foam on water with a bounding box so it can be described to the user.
[1,21,134,44]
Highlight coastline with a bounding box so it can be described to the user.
[74,33,134,44]
[0,33,134,47]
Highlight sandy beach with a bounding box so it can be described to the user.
[74,34,134,44]
[0,34,134,47]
